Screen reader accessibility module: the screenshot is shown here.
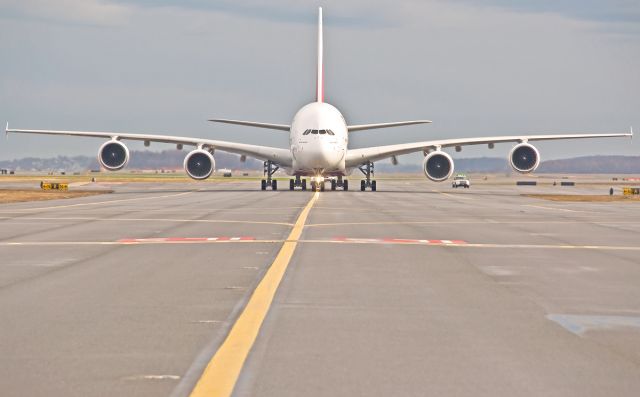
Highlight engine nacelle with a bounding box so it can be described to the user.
[98,140,129,171]
[423,151,454,182]
[184,149,215,180]
[509,143,540,173]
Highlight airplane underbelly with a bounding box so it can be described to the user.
[293,142,345,173]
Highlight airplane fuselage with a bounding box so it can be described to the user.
[289,102,348,176]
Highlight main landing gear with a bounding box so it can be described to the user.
[359,161,377,191]
[336,175,348,191]
[289,175,308,191]
[261,160,279,190]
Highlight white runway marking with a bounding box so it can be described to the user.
[305,220,636,227]
[2,239,640,252]
[2,190,196,212]
[124,375,181,381]
[431,190,474,200]
[547,314,640,335]
[0,216,294,226]
[191,320,222,324]
[524,204,585,213]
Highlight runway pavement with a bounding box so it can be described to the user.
[0,179,639,396]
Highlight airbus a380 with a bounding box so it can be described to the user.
[6,8,632,192]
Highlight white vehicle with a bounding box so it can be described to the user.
[6,8,632,192]
[452,175,470,189]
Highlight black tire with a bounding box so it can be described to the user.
[302,179,307,191]
[320,183,325,192]
[310,181,316,191]
[331,180,337,190]
[272,180,277,190]
[343,180,348,191]
[289,179,295,190]
[261,180,267,190]
[371,180,377,192]
[361,180,366,191]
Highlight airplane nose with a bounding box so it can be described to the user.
[303,141,335,168]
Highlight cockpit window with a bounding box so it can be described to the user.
[303,129,335,136]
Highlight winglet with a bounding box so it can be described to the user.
[5,122,8,139]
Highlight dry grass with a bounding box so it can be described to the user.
[0,189,110,204]
[524,194,640,202]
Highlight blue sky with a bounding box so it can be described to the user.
[0,0,638,162]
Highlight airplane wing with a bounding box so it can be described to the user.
[208,119,290,131]
[345,131,633,167]
[347,120,432,132]
[5,125,293,166]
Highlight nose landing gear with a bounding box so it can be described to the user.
[288,175,308,191]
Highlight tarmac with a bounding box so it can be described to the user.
[0,179,639,396]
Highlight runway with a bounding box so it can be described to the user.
[1,180,639,396]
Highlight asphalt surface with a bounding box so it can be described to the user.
[0,179,639,396]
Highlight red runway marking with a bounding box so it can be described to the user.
[334,237,467,245]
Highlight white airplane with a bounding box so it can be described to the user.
[6,8,632,192]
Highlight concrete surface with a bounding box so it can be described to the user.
[0,179,639,396]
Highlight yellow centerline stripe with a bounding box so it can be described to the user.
[188,191,319,397]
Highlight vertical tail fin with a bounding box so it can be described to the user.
[316,7,324,103]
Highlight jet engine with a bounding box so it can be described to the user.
[423,151,454,182]
[184,149,215,180]
[98,140,129,171]
[509,143,540,173]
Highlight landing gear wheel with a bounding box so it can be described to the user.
[371,180,377,192]
[272,180,277,190]
[343,180,348,191]
[331,179,337,191]
[310,181,316,191]
[261,179,267,190]
[320,182,325,192]
[289,179,295,190]
[302,179,307,191]
[360,180,366,191]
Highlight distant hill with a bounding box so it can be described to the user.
[378,155,640,174]
[1,152,638,174]
[537,155,640,174]
[0,150,261,172]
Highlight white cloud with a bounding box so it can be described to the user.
[1,0,132,26]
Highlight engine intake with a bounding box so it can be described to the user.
[423,151,454,182]
[509,143,540,173]
[98,140,129,171]
[184,149,215,180]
